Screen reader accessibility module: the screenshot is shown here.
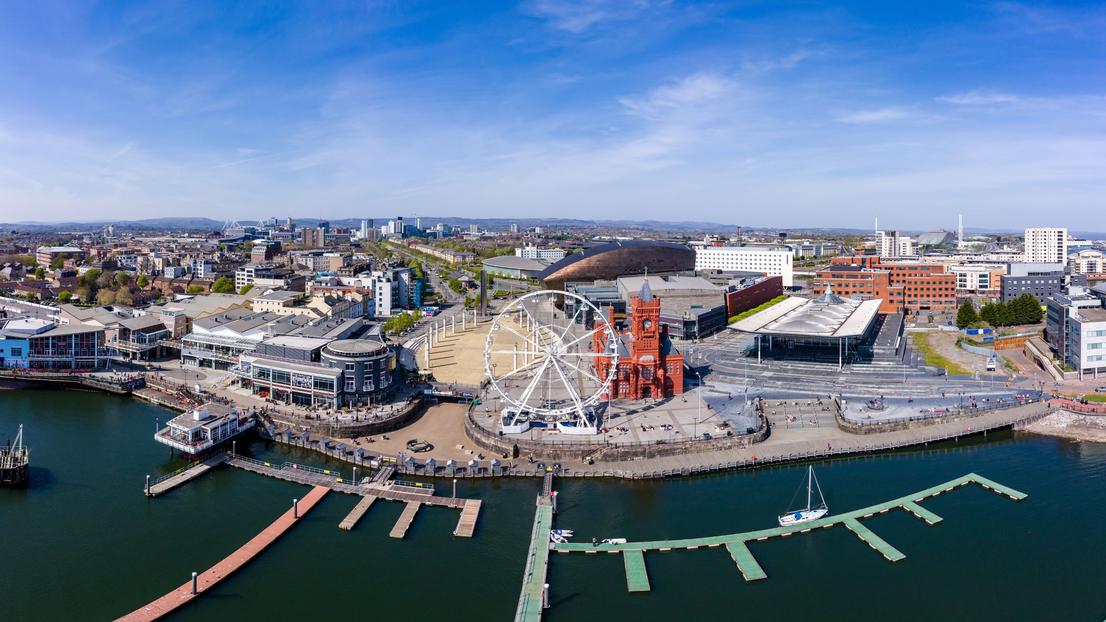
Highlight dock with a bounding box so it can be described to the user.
[453,499,481,537]
[725,541,767,581]
[549,473,1026,596]
[223,455,479,536]
[145,454,228,497]
[622,549,650,592]
[117,485,330,622]
[389,501,422,538]
[338,495,377,531]
[515,474,555,622]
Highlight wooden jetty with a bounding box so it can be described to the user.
[389,501,422,538]
[116,485,330,622]
[338,495,377,531]
[453,499,481,537]
[224,455,479,536]
[547,473,1027,596]
[145,454,228,497]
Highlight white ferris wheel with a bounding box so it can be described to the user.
[484,290,619,434]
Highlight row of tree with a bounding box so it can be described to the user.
[956,294,1044,329]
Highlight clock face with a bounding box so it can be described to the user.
[642,319,652,330]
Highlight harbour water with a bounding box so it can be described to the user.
[2,389,1105,621]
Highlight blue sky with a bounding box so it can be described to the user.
[1,1,1104,229]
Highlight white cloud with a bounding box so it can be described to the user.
[836,107,911,124]
[526,0,668,33]
[937,91,1020,106]
[619,72,737,119]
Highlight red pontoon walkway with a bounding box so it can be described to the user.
[116,485,330,621]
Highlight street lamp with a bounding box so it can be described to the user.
[695,371,703,441]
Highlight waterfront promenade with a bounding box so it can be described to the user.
[117,485,330,622]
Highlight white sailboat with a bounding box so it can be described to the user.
[778,466,829,527]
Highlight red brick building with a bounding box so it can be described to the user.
[812,256,956,314]
[725,275,783,318]
[593,282,684,400]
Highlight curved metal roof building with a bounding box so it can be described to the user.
[538,240,696,290]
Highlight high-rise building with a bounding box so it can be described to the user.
[469,223,479,234]
[877,231,914,258]
[510,223,519,234]
[1069,249,1105,274]
[1024,227,1068,263]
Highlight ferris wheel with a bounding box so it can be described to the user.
[484,290,619,434]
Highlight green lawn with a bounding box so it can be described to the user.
[911,332,972,376]
[1082,394,1106,403]
[728,295,788,324]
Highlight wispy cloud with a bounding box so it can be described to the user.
[618,72,737,119]
[836,107,911,125]
[937,91,1020,106]
[526,0,669,33]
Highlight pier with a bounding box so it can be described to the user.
[145,454,227,497]
[338,495,377,531]
[223,455,479,534]
[519,473,1026,617]
[117,485,330,622]
[515,473,555,622]
[389,501,422,538]
[454,499,481,537]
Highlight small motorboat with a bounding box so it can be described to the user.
[778,465,829,527]
[549,529,574,544]
[601,538,628,545]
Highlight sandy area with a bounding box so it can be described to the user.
[333,402,487,462]
[1023,411,1106,443]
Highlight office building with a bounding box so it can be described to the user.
[1001,263,1066,303]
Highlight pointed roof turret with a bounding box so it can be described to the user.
[639,278,654,302]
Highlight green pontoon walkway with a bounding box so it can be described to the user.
[549,473,1025,593]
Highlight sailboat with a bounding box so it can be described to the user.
[778,466,828,527]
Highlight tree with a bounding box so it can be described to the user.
[95,270,114,290]
[955,300,979,329]
[58,290,72,303]
[115,288,134,306]
[239,283,254,295]
[187,285,206,294]
[1012,293,1043,325]
[50,254,68,270]
[33,266,45,280]
[79,268,102,289]
[76,286,93,304]
[211,276,236,293]
[114,271,131,288]
[96,289,116,305]
[136,274,149,288]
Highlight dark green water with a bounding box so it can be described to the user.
[2,390,1105,621]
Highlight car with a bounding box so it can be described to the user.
[1096,386,1106,393]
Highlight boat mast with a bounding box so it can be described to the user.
[806,465,812,511]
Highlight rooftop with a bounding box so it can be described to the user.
[730,293,882,339]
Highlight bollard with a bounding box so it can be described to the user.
[452,478,457,498]
[232,440,236,456]
[551,490,557,514]
[293,498,299,519]
[145,474,151,496]
[191,571,198,595]
[542,583,549,609]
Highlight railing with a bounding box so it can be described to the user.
[149,462,201,486]
[392,479,435,491]
[841,396,1043,426]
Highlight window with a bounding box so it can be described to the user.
[345,379,355,392]
[345,362,355,372]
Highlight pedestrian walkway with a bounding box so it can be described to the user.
[117,485,329,622]
[145,454,227,497]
